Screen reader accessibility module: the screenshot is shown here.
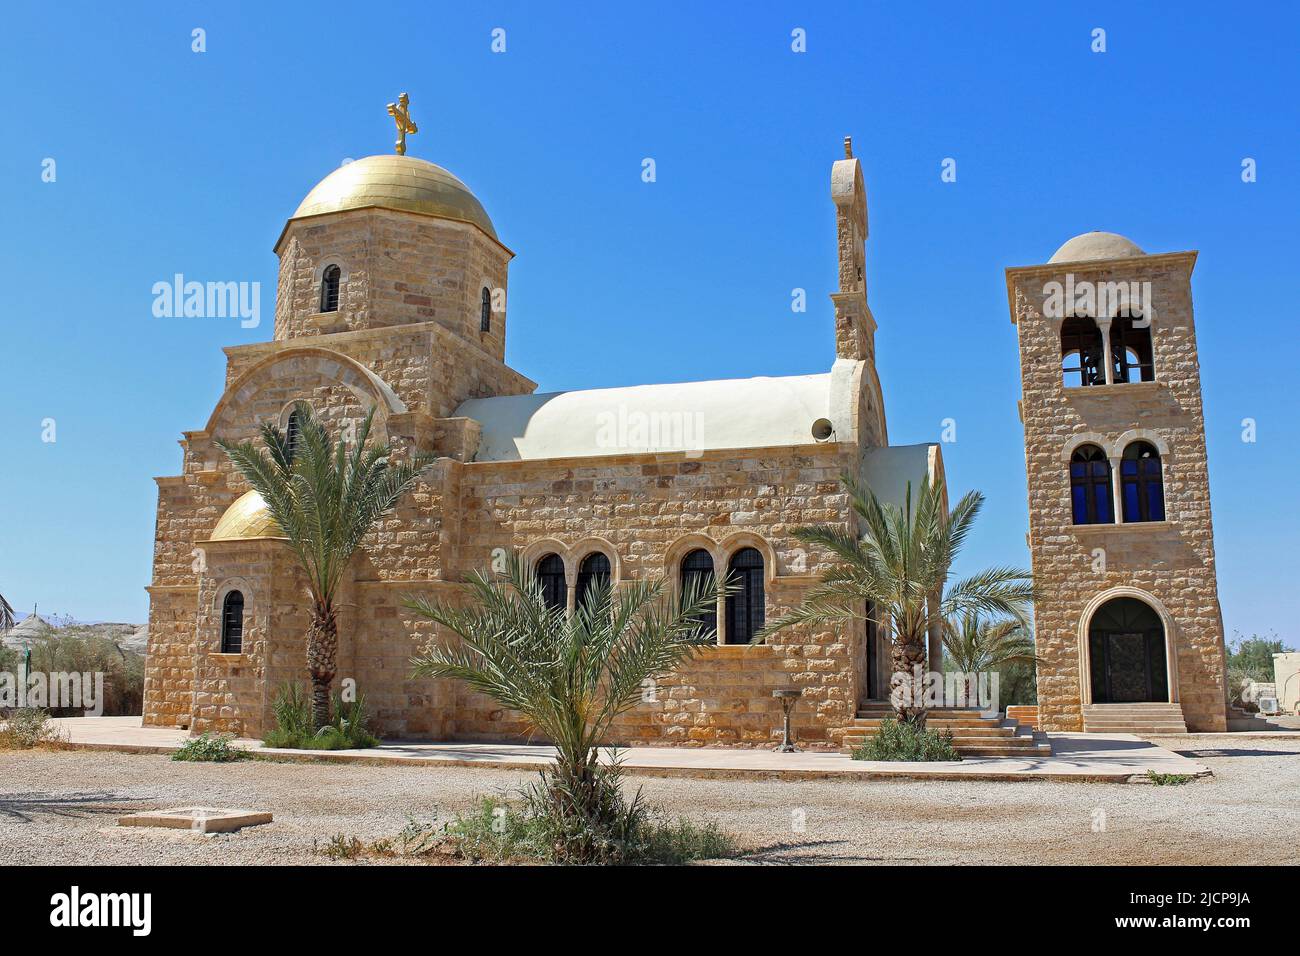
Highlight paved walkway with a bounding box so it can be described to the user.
[46,717,1209,783]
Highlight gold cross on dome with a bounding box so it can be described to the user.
[386,92,418,156]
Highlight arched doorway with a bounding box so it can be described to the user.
[1087,597,1169,703]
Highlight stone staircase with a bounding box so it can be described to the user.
[1082,703,1187,734]
[836,702,1051,757]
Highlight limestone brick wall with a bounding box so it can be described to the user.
[1010,253,1228,732]
[274,209,511,361]
[224,322,534,419]
[141,587,197,729]
[437,445,865,748]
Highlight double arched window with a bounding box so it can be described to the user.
[480,286,492,333]
[679,549,716,639]
[575,552,611,609]
[1070,444,1114,525]
[535,553,566,611]
[725,548,765,645]
[1121,442,1164,522]
[1110,312,1154,383]
[320,264,341,313]
[220,590,244,654]
[1061,316,1105,388]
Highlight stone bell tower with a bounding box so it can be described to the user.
[830,136,874,364]
[830,137,887,448]
[1005,231,1228,734]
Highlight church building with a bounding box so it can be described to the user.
[142,114,937,748]
[142,100,1230,747]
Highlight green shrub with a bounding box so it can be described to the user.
[442,764,739,865]
[1146,771,1194,786]
[315,833,365,860]
[262,683,379,750]
[172,732,245,762]
[852,717,962,762]
[0,708,65,749]
[22,623,144,716]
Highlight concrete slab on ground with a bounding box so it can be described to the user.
[117,807,272,833]
[47,717,1209,783]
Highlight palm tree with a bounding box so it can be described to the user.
[0,591,13,632]
[406,554,719,857]
[217,401,436,729]
[941,612,1037,675]
[762,473,1032,725]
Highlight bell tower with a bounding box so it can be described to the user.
[1006,232,1229,734]
[830,136,875,364]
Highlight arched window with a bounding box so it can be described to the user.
[1110,312,1154,383]
[535,554,566,612]
[725,547,765,645]
[220,590,244,654]
[320,264,341,313]
[679,549,716,639]
[480,286,492,333]
[576,552,611,609]
[1070,444,1114,525]
[285,409,304,464]
[1061,316,1105,388]
[1088,597,1167,703]
[1121,442,1165,522]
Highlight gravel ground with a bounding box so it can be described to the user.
[1,737,1296,865]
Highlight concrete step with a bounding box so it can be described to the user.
[849,719,1001,730]
[1083,703,1187,734]
[857,712,998,717]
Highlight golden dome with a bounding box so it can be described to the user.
[211,491,285,541]
[287,154,498,240]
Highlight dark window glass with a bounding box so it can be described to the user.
[725,547,765,645]
[1110,312,1155,383]
[1069,445,1114,525]
[320,265,341,313]
[1061,316,1105,387]
[1121,442,1164,522]
[286,410,303,464]
[680,549,716,639]
[865,600,879,699]
[576,552,611,609]
[480,287,492,333]
[535,553,566,611]
[221,591,244,654]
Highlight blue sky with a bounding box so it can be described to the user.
[1,1,1296,642]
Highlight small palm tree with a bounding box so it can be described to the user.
[406,554,719,857]
[762,473,1032,725]
[217,401,436,729]
[0,591,13,632]
[942,612,1037,675]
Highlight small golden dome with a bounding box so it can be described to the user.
[211,491,285,541]
[288,154,497,240]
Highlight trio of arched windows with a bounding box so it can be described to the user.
[1060,312,1154,387]
[531,545,767,644]
[1070,441,1165,525]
